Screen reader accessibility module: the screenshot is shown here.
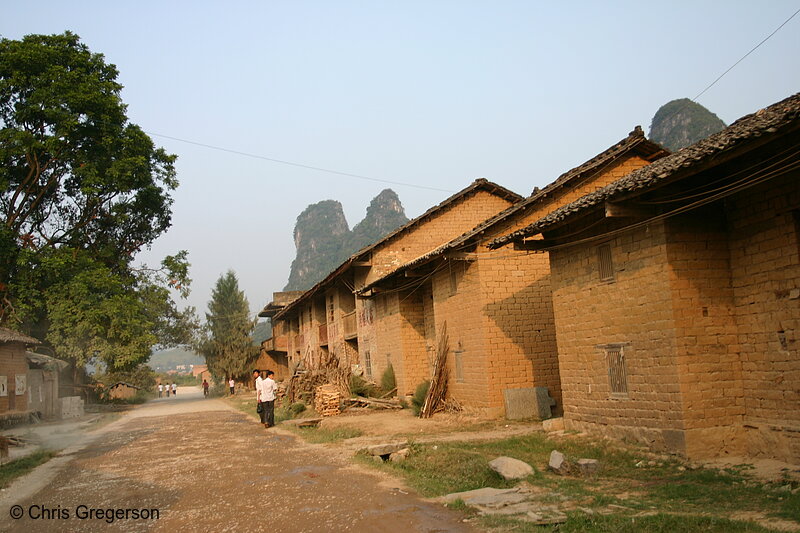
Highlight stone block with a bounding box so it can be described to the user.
[363,442,408,456]
[503,387,556,420]
[548,450,569,475]
[576,458,600,476]
[389,448,410,463]
[489,456,534,480]
[59,396,84,419]
[542,417,565,432]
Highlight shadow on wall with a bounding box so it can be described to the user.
[482,273,563,414]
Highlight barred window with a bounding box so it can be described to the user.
[597,243,614,282]
[364,350,372,380]
[605,345,628,396]
[454,350,464,383]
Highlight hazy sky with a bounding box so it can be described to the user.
[3,2,799,319]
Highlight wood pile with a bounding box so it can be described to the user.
[420,321,449,418]
[342,396,402,410]
[314,384,341,417]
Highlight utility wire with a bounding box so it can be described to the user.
[692,6,800,102]
[144,130,455,194]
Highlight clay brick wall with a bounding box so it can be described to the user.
[550,221,689,453]
[726,170,800,462]
[366,190,515,285]
[477,248,561,416]
[255,349,289,381]
[428,261,492,410]
[0,342,30,413]
[397,288,430,396]
[664,207,746,457]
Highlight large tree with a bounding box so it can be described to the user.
[0,32,195,370]
[197,271,257,381]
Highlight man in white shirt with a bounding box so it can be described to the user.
[253,369,265,424]
[158,383,163,398]
[259,370,277,429]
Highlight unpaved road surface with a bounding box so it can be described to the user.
[2,388,474,532]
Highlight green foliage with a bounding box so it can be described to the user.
[349,374,378,397]
[649,98,727,151]
[293,426,363,443]
[411,380,430,416]
[380,363,396,394]
[95,364,157,391]
[0,32,196,371]
[196,270,257,382]
[289,402,307,416]
[0,450,57,489]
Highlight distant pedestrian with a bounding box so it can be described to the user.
[202,379,209,397]
[229,378,235,395]
[171,382,177,396]
[158,383,163,398]
[259,370,277,429]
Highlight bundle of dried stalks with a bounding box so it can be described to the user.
[420,322,449,418]
[285,366,351,407]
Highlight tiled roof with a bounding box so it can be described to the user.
[358,127,666,293]
[490,92,800,248]
[272,179,522,320]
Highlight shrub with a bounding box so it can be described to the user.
[289,402,307,416]
[380,364,396,395]
[350,375,377,397]
[411,380,430,416]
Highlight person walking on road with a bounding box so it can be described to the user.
[172,382,177,396]
[229,377,235,395]
[253,369,265,425]
[259,370,277,429]
[158,383,163,398]
[202,379,209,397]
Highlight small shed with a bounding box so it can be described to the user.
[25,351,66,419]
[107,382,141,400]
[0,327,39,418]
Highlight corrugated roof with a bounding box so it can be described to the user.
[272,178,522,320]
[0,327,39,345]
[490,92,800,248]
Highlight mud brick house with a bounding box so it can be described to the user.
[357,128,667,416]
[261,179,523,382]
[492,93,800,461]
[0,327,39,423]
[256,291,304,382]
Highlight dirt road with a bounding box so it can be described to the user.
[2,388,474,532]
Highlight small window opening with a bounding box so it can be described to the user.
[597,244,614,282]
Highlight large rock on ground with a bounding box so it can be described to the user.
[577,458,600,476]
[440,487,527,507]
[549,450,570,475]
[489,456,534,480]
[363,442,408,456]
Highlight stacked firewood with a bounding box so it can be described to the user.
[314,384,341,417]
[420,322,450,418]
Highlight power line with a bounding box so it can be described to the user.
[144,130,456,194]
[692,6,800,102]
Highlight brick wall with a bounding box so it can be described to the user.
[550,221,689,453]
[366,190,515,285]
[727,170,800,462]
[477,248,561,416]
[0,342,30,413]
[664,206,746,457]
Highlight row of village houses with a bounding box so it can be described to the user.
[260,92,800,462]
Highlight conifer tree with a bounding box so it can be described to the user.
[197,271,257,382]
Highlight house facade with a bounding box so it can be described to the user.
[0,327,39,416]
[359,128,667,416]
[261,179,523,384]
[492,92,800,460]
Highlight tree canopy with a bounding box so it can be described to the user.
[0,32,195,371]
[197,271,258,382]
